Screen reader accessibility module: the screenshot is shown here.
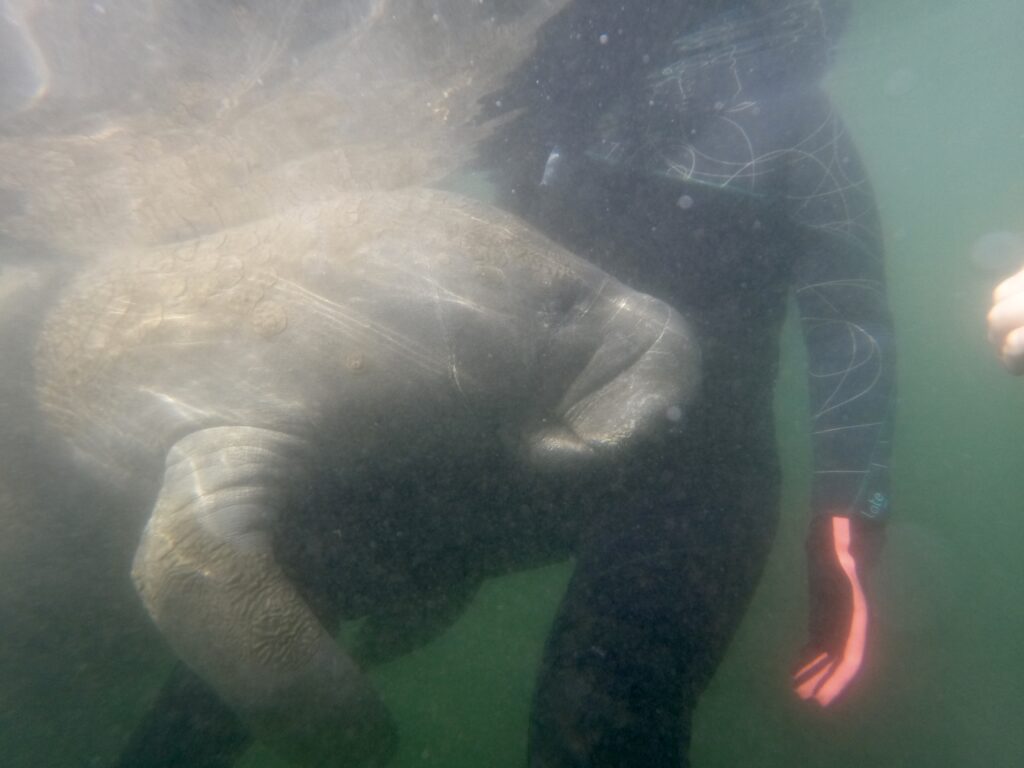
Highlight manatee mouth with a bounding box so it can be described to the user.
[523,422,598,474]
[534,422,594,454]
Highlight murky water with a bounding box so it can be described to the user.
[2,2,1023,767]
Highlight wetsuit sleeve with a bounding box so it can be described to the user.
[787,105,896,524]
[786,101,895,706]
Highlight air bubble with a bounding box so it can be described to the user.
[676,194,694,210]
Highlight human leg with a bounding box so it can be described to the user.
[528,451,780,768]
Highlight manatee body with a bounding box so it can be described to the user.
[33,186,698,766]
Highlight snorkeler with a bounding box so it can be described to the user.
[482,0,896,765]
[988,264,1024,373]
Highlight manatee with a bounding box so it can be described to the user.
[2,3,701,764]
[25,183,699,766]
[0,0,573,252]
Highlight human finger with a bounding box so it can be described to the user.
[987,290,1024,344]
[1001,327,1024,374]
[993,265,1024,303]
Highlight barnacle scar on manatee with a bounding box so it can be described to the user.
[347,352,366,372]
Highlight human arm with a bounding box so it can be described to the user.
[788,108,896,707]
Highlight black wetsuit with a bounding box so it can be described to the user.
[480,1,895,765]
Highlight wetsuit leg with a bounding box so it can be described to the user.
[528,446,780,768]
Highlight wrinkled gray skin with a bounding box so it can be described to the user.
[31,186,699,767]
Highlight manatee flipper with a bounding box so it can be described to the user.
[131,426,396,768]
[114,663,249,768]
[115,577,473,766]
[116,522,348,768]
